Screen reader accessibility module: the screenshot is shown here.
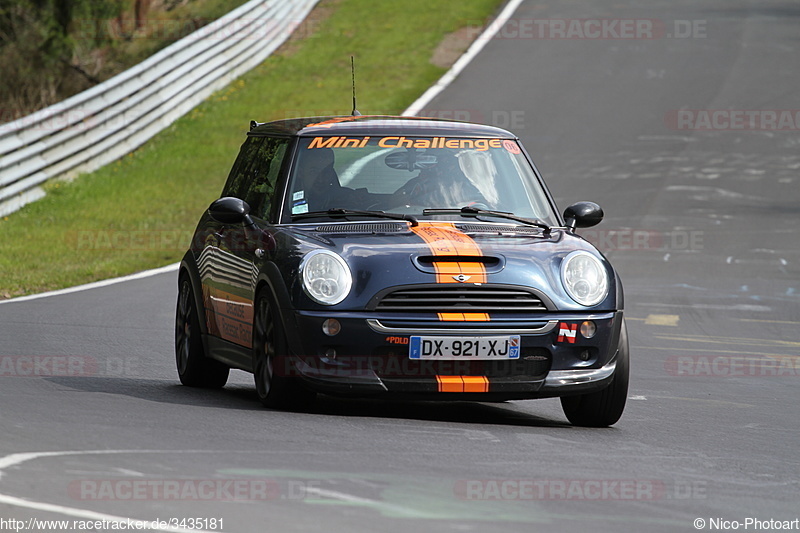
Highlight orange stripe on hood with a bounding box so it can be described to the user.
[411,222,487,284]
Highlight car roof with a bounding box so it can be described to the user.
[248,115,517,139]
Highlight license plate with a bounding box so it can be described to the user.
[409,335,520,360]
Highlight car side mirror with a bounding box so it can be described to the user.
[563,201,603,230]
[208,197,254,226]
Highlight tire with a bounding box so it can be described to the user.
[560,319,629,427]
[252,290,316,410]
[175,276,229,388]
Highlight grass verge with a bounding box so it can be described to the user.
[0,0,504,299]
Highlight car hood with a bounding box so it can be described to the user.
[276,221,619,312]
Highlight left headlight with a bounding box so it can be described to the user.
[300,250,352,305]
[561,251,609,307]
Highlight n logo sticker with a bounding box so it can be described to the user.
[557,323,577,343]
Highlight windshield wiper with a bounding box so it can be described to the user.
[292,208,419,227]
[423,206,551,236]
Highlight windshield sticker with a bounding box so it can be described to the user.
[293,190,305,201]
[292,201,309,215]
[503,140,521,154]
[307,136,505,152]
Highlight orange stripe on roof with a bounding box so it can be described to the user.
[305,117,360,128]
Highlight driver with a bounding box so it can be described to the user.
[392,150,487,208]
[293,148,369,211]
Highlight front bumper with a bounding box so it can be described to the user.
[282,309,624,400]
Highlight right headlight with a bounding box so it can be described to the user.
[561,251,609,307]
[300,250,352,305]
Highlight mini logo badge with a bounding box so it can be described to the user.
[453,274,471,283]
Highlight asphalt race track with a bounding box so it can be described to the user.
[1,1,798,531]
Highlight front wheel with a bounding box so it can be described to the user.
[252,290,316,410]
[560,319,629,427]
[175,276,229,388]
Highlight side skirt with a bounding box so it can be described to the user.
[205,335,253,372]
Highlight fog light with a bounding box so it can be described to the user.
[324,348,337,359]
[322,318,341,336]
[580,321,596,339]
[579,349,591,361]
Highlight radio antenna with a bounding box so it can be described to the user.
[350,56,361,116]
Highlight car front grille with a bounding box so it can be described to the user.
[374,286,549,313]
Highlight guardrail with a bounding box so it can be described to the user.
[0,0,318,217]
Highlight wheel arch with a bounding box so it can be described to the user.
[254,261,303,356]
[178,251,207,336]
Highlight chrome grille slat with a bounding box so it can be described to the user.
[376,287,548,312]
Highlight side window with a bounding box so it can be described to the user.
[221,136,289,220]
[222,138,258,198]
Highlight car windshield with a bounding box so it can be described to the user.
[283,135,557,224]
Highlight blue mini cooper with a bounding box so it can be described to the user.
[175,115,629,427]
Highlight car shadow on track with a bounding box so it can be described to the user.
[45,376,266,411]
[305,396,572,428]
[45,376,572,427]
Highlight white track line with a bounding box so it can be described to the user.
[403,0,525,116]
[2,0,525,305]
[0,449,217,532]
[304,487,422,517]
[0,263,179,305]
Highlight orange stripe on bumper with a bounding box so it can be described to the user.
[436,376,489,393]
[462,376,490,393]
[436,375,464,393]
[437,312,490,321]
